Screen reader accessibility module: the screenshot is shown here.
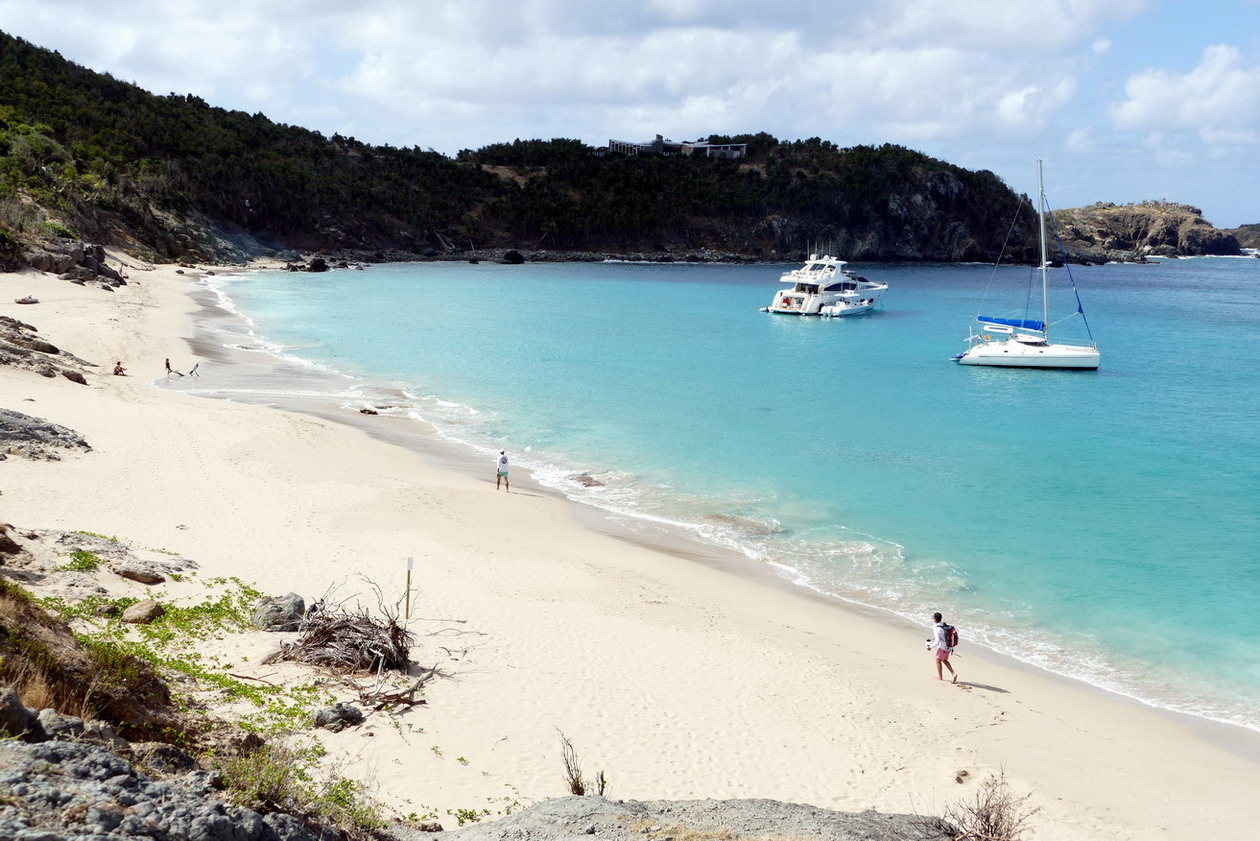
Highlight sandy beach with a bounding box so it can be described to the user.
[4,260,1260,841]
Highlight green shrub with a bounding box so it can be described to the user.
[0,227,22,258]
[61,550,101,571]
[219,741,389,833]
[78,635,149,690]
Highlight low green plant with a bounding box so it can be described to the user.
[218,739,390,833]
[447,807,489,826]
[403,809,440,823]
[0,578,36,604]
[42,577,332,735]
[37,575,413,834]
[0,228,22,258]
[60,550,101,571]
[78,636,149,690]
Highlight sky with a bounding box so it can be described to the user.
[2,0,1258,226]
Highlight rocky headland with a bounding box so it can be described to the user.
[1227,223,1260,249]
[1051,201,1242,263]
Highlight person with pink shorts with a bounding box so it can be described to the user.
[928,611,958,683]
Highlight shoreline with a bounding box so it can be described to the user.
[4,259,1260,839]
[187,261,1259,738]
[166,264,1260,767]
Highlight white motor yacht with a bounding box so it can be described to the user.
[761,255,887,316]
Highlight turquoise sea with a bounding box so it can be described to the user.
[202,255,1260,732]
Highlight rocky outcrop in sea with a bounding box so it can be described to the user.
[1053,202,1242,262]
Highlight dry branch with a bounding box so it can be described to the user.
[272,598,413,674]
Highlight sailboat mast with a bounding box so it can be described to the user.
[1037,159,1049,338]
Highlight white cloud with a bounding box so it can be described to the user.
[1064,127,1094,153]
[867,0,1146,50]
[1110,45,1260,145]
[0,0,1144,149]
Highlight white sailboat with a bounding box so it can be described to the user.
[954,161,1100,369]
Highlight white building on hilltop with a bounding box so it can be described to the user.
[606,135,747,159]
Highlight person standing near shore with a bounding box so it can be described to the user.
[495,450,510,492]
[928,612,958,683]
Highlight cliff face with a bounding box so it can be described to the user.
[521,161,1039,264]
[749,165,1037,263]
[1052,202,1241,262]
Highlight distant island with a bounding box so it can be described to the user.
[0,29,1252,274]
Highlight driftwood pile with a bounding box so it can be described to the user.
[269,599,413,673]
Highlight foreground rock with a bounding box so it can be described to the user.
[0,408,91,460]
[0,315,96,383]
[412,796,952,841]
[0,740,333,841]
[25,240,128,287]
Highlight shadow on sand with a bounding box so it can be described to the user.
[955,680,1009,694]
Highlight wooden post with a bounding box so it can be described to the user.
[405,556,414,621]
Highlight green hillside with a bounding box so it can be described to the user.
[1,29,1040,264]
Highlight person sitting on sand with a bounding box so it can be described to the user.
[113,361,126,376]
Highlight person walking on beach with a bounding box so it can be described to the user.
[928,612,958,683]
[495,450,510,492]
[165,358,173,377]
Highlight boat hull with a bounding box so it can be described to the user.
[820,303,874,317]
[956,340,1099,369]
[763,303,875,316]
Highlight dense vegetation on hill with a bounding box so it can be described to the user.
[0,30,1243,267]
[458,136,1032,261]
[0,30,1041,264]
[0,31,500,261]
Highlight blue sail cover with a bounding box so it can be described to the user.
[979,315,1045,331]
